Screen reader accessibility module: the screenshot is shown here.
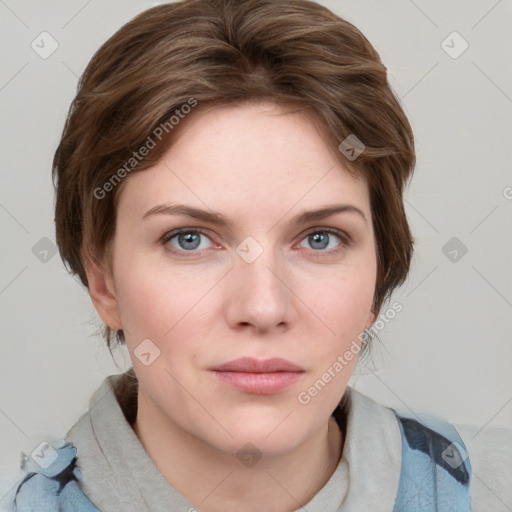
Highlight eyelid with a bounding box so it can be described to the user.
[301,226,352,244]
[297,227,352,256]
[161,227,216,247]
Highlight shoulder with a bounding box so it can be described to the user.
[7,439,99,512]
[345,387,473,511]
[393,412,472,510]
[345,387,472,476]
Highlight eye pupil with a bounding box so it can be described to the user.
[179,232,201,250]
[309,232,329,250]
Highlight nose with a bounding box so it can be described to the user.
[224,241,296,334]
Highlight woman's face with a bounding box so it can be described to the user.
[97,101,377,456]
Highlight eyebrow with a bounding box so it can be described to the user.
[142,203,367,226]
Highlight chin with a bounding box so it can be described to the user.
[196,419,311,459]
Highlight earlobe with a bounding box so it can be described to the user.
[85,256,123,331]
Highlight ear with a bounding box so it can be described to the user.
[85,255,123,331]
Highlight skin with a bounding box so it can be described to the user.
[87,101,378,511]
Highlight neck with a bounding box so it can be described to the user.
[132,393,343,512]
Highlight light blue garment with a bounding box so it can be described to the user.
[10,441,98,512]
[392,413,472,511]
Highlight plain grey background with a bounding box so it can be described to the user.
[1,0,511,506]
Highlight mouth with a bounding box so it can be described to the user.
[209,357,305,395]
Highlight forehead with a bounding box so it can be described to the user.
[168,100,357,174]
[116,101,370,219]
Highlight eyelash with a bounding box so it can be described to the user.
[161,227,352,258]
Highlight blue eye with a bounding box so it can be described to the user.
[299,229,349,253]
[163,229,213,254]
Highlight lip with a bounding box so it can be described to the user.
[211,357,305,373]
[210,357,305,395]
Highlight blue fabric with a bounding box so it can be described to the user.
[10,441,98,512]
[393,413,472,512]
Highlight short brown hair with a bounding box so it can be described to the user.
[53,0,415,353]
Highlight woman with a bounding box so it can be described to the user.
[9,0,474,510]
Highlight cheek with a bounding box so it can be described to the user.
[117,276,181,341]
[296,270,375,410]
[310,262,376,336]
[111,247,172,337]
[113,253,219,352]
